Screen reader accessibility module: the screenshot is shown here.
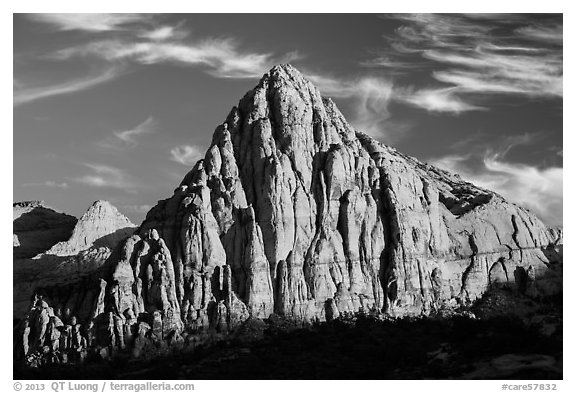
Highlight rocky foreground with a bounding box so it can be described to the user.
[15,289,562,379]
[13,65,562,377]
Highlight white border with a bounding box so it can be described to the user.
[5,2,572,391]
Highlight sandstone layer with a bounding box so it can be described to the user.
[15,65,562,366]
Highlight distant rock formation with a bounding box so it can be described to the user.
[14,65,562,366]
[13,201,77,259]
[13,201,136,320]
[46,200,135,256]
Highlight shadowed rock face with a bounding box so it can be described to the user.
[13,201,78,259]
[15,65,562,365]
[13,200,136,320]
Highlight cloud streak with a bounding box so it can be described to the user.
[139,24,188,41]
[21,181,69,188]
[115,117,156,145]
[26,13,150,32]
[98,117,157,150]
[54,35,301,79]
[306,72,400,139]
[14,66,121,106]
[306,69,482,141]
[170,145,204,166]
[396,86,486,113]
[428,48,562,98]
[72,163,137,191]
[516,24,563,45]
[378,14,563,109]
[18,14,302,110]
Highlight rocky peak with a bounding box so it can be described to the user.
[45,200,136,256]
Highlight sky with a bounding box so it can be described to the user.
[13,13,563,227]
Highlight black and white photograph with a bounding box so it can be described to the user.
[9,5,568,386]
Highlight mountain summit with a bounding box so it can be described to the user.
[16,64,562,363]
[46,200,135,256]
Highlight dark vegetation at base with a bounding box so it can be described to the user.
[14,290,562,380]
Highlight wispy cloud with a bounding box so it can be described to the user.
[516,24,563,45]
[138,24,188,41]
[98,117,156,150]
[55,36,301,79]
[305,74,360,98]
[72,163,136,191]
[19,14,301,110]
[378,13,563,109]
[428,48,562,97]
[360,54,427,72]
[392,14,492,47]
[14,66,121,106]
[26,13,150,32]
[307,69,480,139]
[170,145,204,166]
[307,72,398,139]
[21,181,69,188]
[396,86,486,113]
[115,117,156,145]
[350,77,396,138]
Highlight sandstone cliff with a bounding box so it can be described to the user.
[15,65,562,365]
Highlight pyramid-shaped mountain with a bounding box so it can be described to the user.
[16,65,562,362]
[46,200,135,256]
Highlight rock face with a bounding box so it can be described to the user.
[14,65,562,365]
[13,201,136,320]
[46,200,135,256]
[13,201,77,259]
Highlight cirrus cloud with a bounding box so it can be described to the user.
[98,117,157,150]
[170,145,204,166]
[55,38,302,79]
[25,13,150,32]
[13,66,121,107]
[376,14,563,111]
[71,163,138,192]
[21,180,69,188]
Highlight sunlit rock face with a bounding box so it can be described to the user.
[14,65,562,365]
